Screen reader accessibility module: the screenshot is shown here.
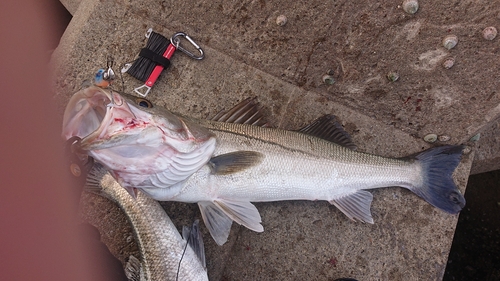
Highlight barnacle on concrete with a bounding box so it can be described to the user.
[482,26,498,40]
[424,134,438,143]
[402,0,419,14]
[442,35,458,50]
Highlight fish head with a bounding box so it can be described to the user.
[62,85,215,149]
[62,86,141,144]
[62,86,216,193]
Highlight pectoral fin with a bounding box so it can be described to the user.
[329,190,374,223]
[198,199,263,245]
[208,151,264,175]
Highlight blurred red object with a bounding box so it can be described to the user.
[0,1,118,280]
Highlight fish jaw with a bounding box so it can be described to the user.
[62,86,217,193]
[64,87,217,155]
[77,89,159,151]
[62,86,148,147]
[62,86,114,140]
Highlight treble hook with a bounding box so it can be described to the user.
[103,57,116,81]
[106,90,124,107]
[170,32,205,60]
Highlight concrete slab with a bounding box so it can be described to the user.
[470,118,500,175]
[56,0,500,166]
[51,0,480,279]
[120,0,500,143]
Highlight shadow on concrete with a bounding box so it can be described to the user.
[444,169,500,281]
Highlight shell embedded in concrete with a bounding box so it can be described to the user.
[402,0,419,14]
[482,26,498,40]
[424,133,438,143]
[469,133,481,142]
[438,135,451,142]
[387,72,400,82]
[322,74,335,85]
[443,35,458,49]
[442,57,455,69]
[276,15,287,26]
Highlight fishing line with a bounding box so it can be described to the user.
[176,224,192,281]
[118,64,126,93]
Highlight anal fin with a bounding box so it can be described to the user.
[329,190,374,223]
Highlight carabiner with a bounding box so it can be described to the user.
[170,32,205,60]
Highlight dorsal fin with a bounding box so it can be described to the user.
[210,97,268,127]
[298,115,357,150]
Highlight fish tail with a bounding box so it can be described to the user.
[410,145,466,214]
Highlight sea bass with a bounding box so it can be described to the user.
[85,163,209,281]
[63,86,466,245]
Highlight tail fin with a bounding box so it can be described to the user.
[411,145,466,214]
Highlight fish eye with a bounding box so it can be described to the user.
[136,98,153,108]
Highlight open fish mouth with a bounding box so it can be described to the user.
[62,86,217,193]
[62,86,113,140]
[61,86,152,150]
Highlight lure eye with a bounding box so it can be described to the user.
[136,98,153,108]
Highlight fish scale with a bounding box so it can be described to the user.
[177,120,420,203]
[203,119,405,165]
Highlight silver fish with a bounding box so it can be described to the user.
[85,163,209,280]
[63,86,466,245]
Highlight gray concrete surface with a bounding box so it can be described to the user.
[470,118,500,174]
[51,0,498,279]
[58,0,500,173]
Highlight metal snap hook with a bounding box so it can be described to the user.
[170,32,205,60]
[103,67,115,80]
[103,57,116,81]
